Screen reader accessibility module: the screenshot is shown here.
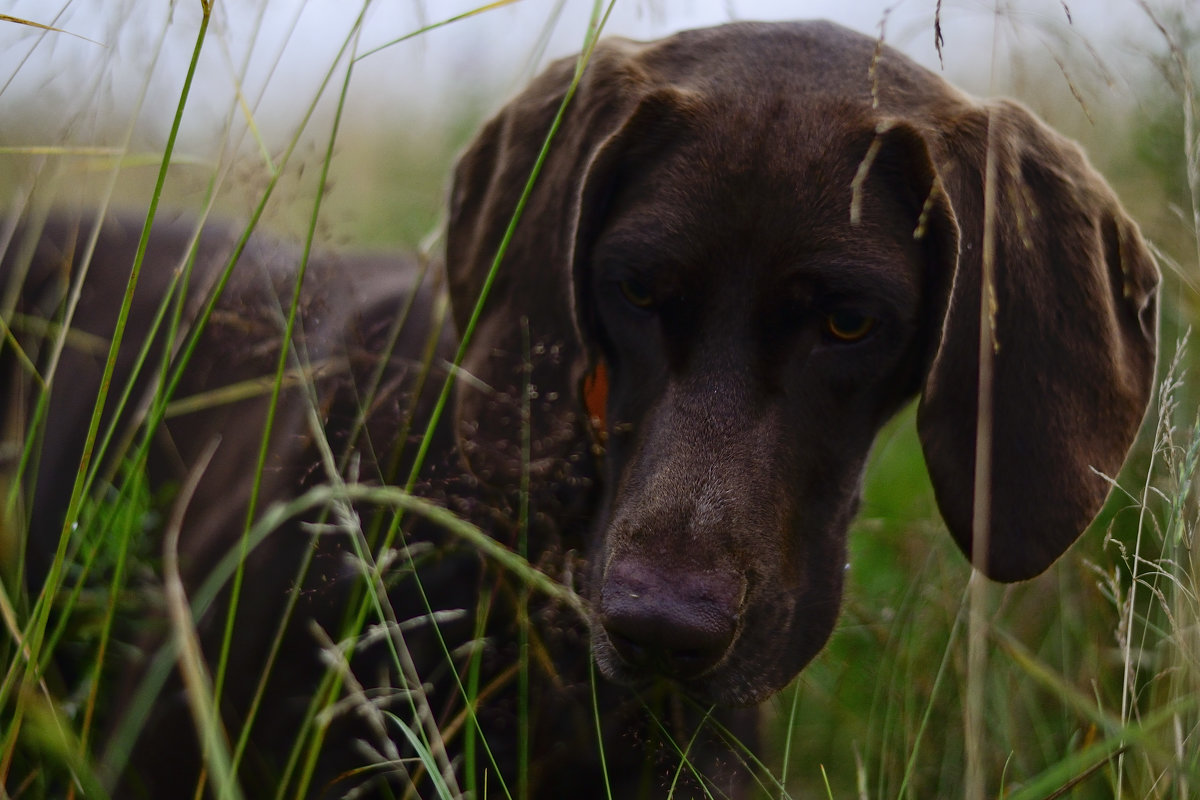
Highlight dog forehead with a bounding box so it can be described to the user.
[592,113,915,289]
[626,20,886,100]
[611,19,956,128]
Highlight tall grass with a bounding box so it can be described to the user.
[0,2,1198,799]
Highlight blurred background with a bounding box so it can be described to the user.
[0,0,1190,250]
[2,1,1197,797]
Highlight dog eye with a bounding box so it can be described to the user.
[618,279,655,309]
[824,309,875,342]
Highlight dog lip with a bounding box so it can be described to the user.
[593,632,774,707]
[604,629,730,681]
[591,618,740,695]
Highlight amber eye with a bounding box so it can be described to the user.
[824,309,875,342]
[618,279,655,309]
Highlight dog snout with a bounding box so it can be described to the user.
[598,559,743,680]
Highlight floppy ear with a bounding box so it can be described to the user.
[445,40,652,489]
[569,89,702,363]
[916,99,1159,581]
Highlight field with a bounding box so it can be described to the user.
[0,2,1197,798]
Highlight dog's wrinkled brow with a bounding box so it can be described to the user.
[787,253,922,305]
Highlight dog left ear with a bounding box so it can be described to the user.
[915,99,1159,581]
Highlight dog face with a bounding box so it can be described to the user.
[577,111,941,703]
[446,21,1158,706]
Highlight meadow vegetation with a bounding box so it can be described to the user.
[0,2,1197,798]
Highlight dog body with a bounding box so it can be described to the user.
[2,20,1157,798]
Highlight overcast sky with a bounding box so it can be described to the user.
[0,1,1183,154]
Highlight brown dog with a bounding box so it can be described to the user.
[3,19,1157,799]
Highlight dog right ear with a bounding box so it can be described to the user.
[569,88,704,361]
[445,39,659,489]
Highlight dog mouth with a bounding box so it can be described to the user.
[589,625,781,708]
[590,622,725,697]
[588,599,787,708]
[587,575,841,708]
[596,622,732,681]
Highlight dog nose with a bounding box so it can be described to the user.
[599,560,742,679]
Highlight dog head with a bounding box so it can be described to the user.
[445,21,1158,705]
